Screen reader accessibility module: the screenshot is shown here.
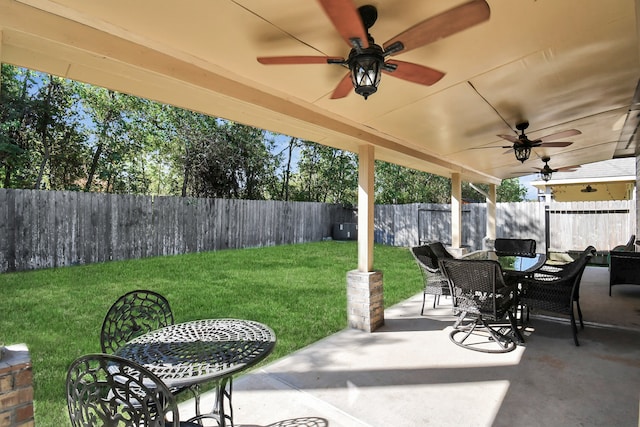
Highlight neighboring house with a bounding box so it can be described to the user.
[531,158,636,202]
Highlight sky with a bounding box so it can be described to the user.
[519,174,540,200]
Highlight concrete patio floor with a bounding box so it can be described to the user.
[182,266,640,427]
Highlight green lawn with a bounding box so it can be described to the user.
[0,241,422,426]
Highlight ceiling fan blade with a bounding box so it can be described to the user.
[330,73,354,99]
[555,165,580,172]
[497,134,518,143]
[538,141,574,148]
[470,145,509,149]
[383,60,445,86]
[318,0,369,49]
[539,129,581,142]
[383,0,490,55]
[257,56,344,65]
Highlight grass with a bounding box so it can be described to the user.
[0,241,422,426]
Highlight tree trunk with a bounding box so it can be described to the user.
[85,91,115,191]
[33,78,55,190]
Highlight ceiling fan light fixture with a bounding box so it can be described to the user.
[581,185,597,193]
[514,145,531,163]
[541,169,552,181]
[348,46,384,100]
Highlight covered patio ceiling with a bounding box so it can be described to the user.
[1,0,639,185]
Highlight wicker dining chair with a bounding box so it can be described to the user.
[440,258,522,353]
[410,245,451,314]
[519,246,595,346]
[494,238,536,257]
[66,353,205,427]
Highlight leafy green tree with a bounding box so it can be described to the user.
[31,75,87,190]
[0,64,34,188]
[375,162,451,204]
[78,85,150,193]
[290,141,357,205]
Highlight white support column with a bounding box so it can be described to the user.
[451,173,462,252]
[486,183,497,250]
[357,144,374,273]
[346,144,383,332]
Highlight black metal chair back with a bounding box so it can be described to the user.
[66,353,199,427]
[494,238,536,257]
[101,290,174,354]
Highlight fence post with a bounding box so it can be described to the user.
[544,204,550,256]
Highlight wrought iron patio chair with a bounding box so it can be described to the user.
[494,238,536,257]
[410,245,451,313]
[100,291,213,417]
[66,353,206,427]
[519,246,595,346]
[440,258,522,353]
[100,290,175,354]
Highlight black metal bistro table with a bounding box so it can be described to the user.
[116,318,276,427]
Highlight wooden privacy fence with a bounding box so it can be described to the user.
[374,200,636,253]
[0,189,636,273]
[0,189,355,272]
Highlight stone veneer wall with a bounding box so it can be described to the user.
[0,344,34,427]
[346,270,384,332]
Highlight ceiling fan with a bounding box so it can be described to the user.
[478,121,581,163]
[257,0,490,99]
[533,156,580,181]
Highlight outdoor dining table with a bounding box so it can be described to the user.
[491,252,547,276]
[463,250,547,276]
[115,318,277,427]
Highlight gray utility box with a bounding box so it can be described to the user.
[332,223,358,240]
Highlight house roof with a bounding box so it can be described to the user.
[531,157,636,201]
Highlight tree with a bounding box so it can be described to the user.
[375,162,451,204]
[0,65,34,188]
[290,141,357,205]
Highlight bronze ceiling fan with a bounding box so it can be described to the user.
[530,156,580,181]
[478,122,581,163]
[257,0,490,99]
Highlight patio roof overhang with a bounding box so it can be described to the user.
[1,0,639,185]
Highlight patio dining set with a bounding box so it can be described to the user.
[66,290,276,427]
[411,239,596,353]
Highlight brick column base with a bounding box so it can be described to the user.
[347,270,384,332]
[0,344,34,427]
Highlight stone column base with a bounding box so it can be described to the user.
[346,270,384,332]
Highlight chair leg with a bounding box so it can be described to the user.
[575,300,584,329]
[570,311,580,346]
[421,292,427,315]
[433,294,439,309]
[507,311,524,344]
